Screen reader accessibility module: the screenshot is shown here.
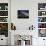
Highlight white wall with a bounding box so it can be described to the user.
[11,0,46,30]
[11,0,38,30]
[11,0,46,46]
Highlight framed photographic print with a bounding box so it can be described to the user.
[17,10,29,19]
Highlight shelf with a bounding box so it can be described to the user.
[38,28,46,29]
[0,3,8,37]
[0,22,8,23]
[0,10,8,11]
[38,3,46,37]
[38,22,46,23]
[0,16,8,17]
[38,10,46,11]
[38,16,46,17]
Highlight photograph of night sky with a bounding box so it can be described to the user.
[18,10,29,18]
